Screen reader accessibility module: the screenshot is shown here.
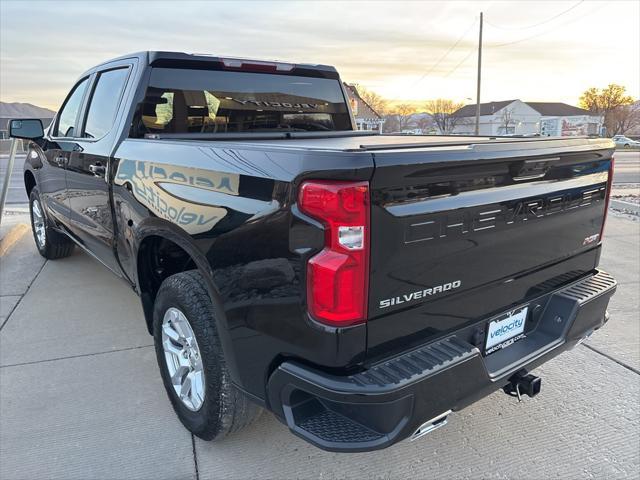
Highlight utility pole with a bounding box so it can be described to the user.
[474,11,483,135]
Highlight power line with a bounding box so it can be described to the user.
[410,0,601,108]
[428,0,585,83]
[413,19,477,82]
[385,1,598,106]
[491,1,604,48]
[388,18,477,103]
[443,48,475,78]
[484,0,584,30]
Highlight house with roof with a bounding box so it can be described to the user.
[529,102,602,137]
[343,84,384,132]
[451,99,602,137]
[451,100,540,136]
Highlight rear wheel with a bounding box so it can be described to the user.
[153,270,261,440]
[29,187,74,259]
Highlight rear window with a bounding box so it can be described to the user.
[131,68,352,137]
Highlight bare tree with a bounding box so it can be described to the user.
[381,104,417,133]
[416,115,435,133]
[354,86,390,117]
[394,104,416,131]
[579,84,635,135]
[499,108,515,134]
[610,102,640,135]
[423,99,467,134]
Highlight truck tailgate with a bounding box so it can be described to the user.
[366,138,614,360]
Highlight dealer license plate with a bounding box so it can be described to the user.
[485,306,528,354]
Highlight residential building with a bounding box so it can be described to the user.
[529,102,602,137]
[451,100,540,136]
[451,100,602,137]
[343,84,384,132]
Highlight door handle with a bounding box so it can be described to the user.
[89,163,106,176]
[54,156,66,166]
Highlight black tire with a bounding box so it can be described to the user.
[29,187,74,259]
[153,270,261,440]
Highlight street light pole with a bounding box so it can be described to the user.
[474,11,483,136]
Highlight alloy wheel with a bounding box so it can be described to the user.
[31,199,46,249]
[161,307,206,411]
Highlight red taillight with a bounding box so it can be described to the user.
[298,180,370,327]
[600,157,615,241]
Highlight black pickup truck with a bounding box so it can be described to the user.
[10,51,617,452]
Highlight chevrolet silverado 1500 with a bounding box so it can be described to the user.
[10,51,617,452]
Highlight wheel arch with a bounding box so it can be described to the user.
[132,219,242,385]
[24,169,36,197]
[133,220,216,331]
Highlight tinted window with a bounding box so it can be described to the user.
[131,68,351,137]
[83,68,129,139]
[55,77,89,137]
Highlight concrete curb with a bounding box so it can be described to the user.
[0,223,30,256]
[610,199,640,215]
[2,206,30,214]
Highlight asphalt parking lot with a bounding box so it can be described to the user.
[0,213,638,479]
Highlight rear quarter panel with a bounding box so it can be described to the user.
[112,139,373,399]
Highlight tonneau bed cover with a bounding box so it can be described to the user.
[145,132,613,153]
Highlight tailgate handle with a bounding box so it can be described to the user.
[510,157,559,181]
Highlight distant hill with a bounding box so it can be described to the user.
[0,102,55,118]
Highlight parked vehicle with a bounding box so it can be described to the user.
[10,52,617,452]
[612,135,640,148]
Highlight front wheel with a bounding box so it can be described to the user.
[29,187,74,259]
[153,270,261,440]
[624,144,631,148]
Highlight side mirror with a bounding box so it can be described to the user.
[9,119,45,140]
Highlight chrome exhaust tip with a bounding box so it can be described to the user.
[410,410,451,441]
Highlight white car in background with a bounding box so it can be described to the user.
[612,135,640,148]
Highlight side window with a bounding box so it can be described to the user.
[83,68,130,139]
[55,77,90,137]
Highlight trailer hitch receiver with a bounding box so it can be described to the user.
[503,370,541,402]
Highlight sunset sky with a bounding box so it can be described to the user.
[1,0,638,111]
